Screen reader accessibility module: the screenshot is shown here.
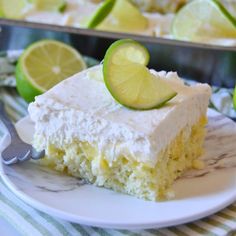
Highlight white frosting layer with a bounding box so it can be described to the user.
[28,65,211,166]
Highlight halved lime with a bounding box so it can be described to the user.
[87,0,148,32]
[29,0,67,12]
[103,39,177,110]
[172,0,236,42]
[233,86,236,110]
[16,40,86,102]
[87,0,115,28]
[0,0,28,19]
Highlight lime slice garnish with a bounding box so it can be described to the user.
[29,0,67,12]
[87,0,115,28]
[16,39,86,102]
[0,0,28,19]
[87,0,148,32]
[172,0,236,42]
[103,39,177,110]
[233,86,236,110]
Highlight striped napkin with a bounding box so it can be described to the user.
[0,51,236,236]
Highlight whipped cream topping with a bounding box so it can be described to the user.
[28,65,211,166]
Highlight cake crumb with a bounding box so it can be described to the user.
[193,159,205,170]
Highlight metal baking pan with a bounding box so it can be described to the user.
[1,18,236,88]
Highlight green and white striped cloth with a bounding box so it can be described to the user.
[0,51,235,236]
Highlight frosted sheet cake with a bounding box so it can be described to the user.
[28,64,211,201]
[2,0,236,46]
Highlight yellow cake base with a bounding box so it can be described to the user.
[35,116,207,201]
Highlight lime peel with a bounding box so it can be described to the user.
[87,0,115,28]
[233,86,236,111]
[15,61,42,103]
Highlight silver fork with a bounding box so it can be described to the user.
[0,101,45,165]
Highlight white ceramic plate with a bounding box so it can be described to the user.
[0,109,236,230]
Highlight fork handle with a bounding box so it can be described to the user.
[0,102,20,139]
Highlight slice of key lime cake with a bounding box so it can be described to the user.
[28,40,211,201]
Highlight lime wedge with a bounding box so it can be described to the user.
[87,0,148,32]
[0,8,3,17]
[87,0,115,28]
[233,86,236,110]
[29,0,67,12]
[16,40,86,102]
[103,39,177,110]
[0,0,28,19]
[172,0,236,42]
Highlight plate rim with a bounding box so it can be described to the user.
[1,166,236,230]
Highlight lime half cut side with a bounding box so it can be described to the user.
[172,0,236,42]
[16,39,86,102]
[103,39,177,110]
